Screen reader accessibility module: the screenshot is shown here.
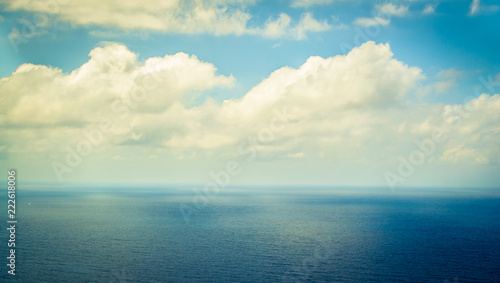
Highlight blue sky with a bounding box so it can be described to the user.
[0,0,499,188]
[1,0,499,100]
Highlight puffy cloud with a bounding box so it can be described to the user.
[1,41,499,170]
[261,12,331,40]
[0,42,234,153]
[375,3,409,17]
[222,42,422,116]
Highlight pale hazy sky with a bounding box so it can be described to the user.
[0,0,499,188]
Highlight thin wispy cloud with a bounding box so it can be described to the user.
[353,3,408,28]
[469,0,499,16]
[354,17,390,27]
[290,0,336,8]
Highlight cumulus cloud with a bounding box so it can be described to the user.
[0,42,234,153]
[261,12,331,40]
[0,0,331,39]
[1,41,499,170]
[375,3,409,17]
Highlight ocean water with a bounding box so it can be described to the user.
[1,185,500,282]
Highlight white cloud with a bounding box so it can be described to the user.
[261,12,331,40]
[440,145,489,164]
[0,0,332,39]
[2,0,253,34]
[353,17,390,27]
[262,13,292,38]
[293,12,331,40]
[470,0,481,15]
[422,4,436,15]
[376,3,409,17]
[290,0,336,8]
[1,41,499,171]
[287,152,305,158]
[437,68,463,80]
[353,3,409,28]
[416,68,463,98]
[469,0,499,16]
[433,80,457,93]
[0,42,234,145]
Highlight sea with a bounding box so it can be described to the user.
[1,184,500,282]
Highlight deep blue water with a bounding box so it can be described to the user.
[1,185,500,282]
